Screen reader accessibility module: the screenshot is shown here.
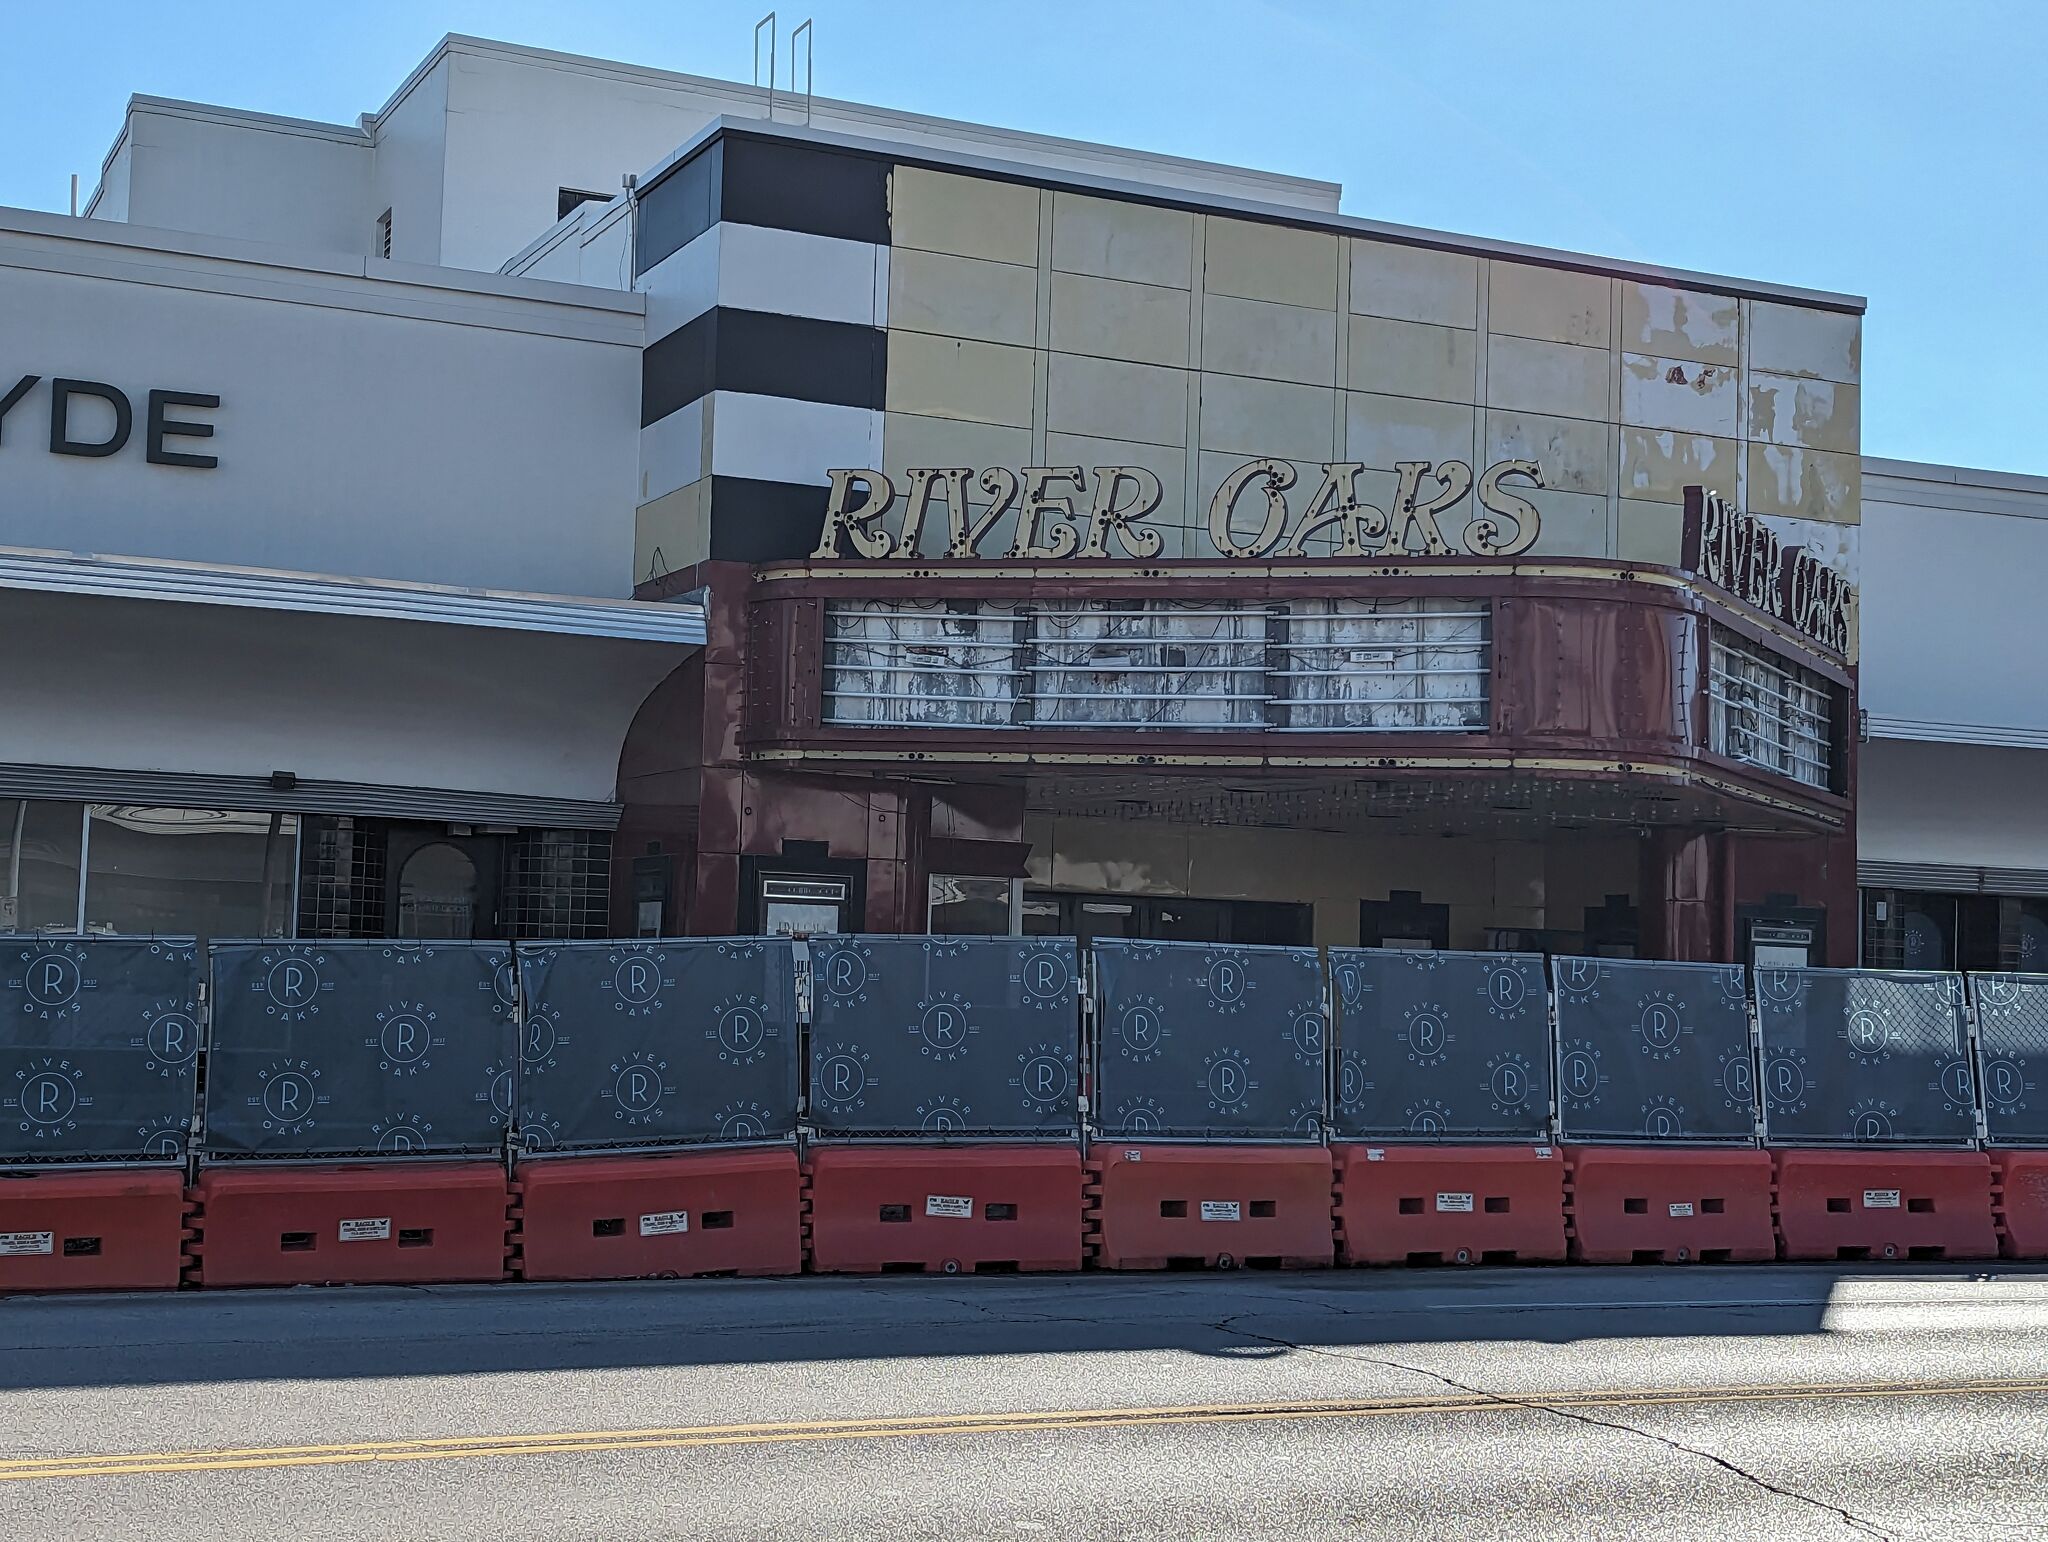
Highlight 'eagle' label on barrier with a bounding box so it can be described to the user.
[639,1210,689,1237]
[0,1231,54,1256]
[1863,1189,1902,1209]
[925,1195,973,1219]
[1200,1201,1241,1222]
[1669,1202,1695,1218]
[338,1217,390,1242]
[1436,1192,1475,1213]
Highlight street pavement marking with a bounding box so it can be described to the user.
[2,1377,2043,1483]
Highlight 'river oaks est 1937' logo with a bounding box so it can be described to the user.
[810,457,1547,561]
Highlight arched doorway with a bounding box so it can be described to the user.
[397,840,482,938]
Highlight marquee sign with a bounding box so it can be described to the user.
[813,457,1546,562]
[1682,487,1851,655]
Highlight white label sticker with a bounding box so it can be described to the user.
[1124,1149,1143,1162]
[0,1231,53,1257]
[1668,1202,1695,1218]
[1435,1192,1475,1213]
[1863,1189,1902,1209]
[338,1217,390,1242]
[1534,1146,1554,1159]
[639,1210,689,1237]
[926,1194,974,1219]
[1365,1148,1386,1161]
[1200,1201,1241,1222]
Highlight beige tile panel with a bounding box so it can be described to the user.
[885,331,1036,428]
[1043,432,1191,532]
[1522,488,1611,559]
[1620,427,1739,504]
[634,478,709,584]
[1349,240,1478,328]
[887,246,1039,347]
[1617,498,1686,566]
[1346,392,1476,474]
[1203,216,1340,310]
[1487,261,1611,348]
[1197,372,1335,461]
[1486,410,1612,496]
[1486,334,1609,421]
[1048,271,1190,368]
[1748,443,1861,524]
[1620,283,1739,366]
[1050,191,1194,288]
[890,165,1039,266]
[1347,315,1477,403]
[1046,353,1189,448]
[1748,373,1860,454]
[1620,352,1740,437]
[1749,301,1861,384]
[1201,293,1338,386]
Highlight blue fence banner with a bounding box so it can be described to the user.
[1092,939,1326,1140]
[1,937,202,1162]
[1970,973,2048,1145]
[204,941,518,1157]
[1551,957,1758,1143]
[1328,948,1550,1140]
[807,935,1080,1137]
[514,938,798,1150]
[1754,967,1975,1146]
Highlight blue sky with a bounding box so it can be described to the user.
[1,1,2038,473]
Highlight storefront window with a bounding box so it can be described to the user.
[1708,627,1835,789]
[928,874,1016,935]
[0,799,84,931]
[83,806,298,945]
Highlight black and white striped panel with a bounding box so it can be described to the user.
[635,136,891,561]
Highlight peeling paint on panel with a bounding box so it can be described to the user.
[1620,283,1740,365]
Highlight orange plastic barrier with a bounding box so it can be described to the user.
[1773,1148,1997,1262]
[1993,1151,2048,1260]
[1565,1146,1775,1264]
[514,1148,802,1281]
[805,1146,1083,1274]
[189,1162,512,1288]
[0,1168,190,1292]
[1086,1145,1333,1271]
[1333,1144,1564,1266]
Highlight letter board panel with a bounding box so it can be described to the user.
[515,939,797,1150]
[204,942,518,1156]
[1,937,202,1162]
[807,935,1080,1136]
[1329,949,1550,1140]
[1754,967,1975,1145]
[1092,939,1326,1140]
[1551,957,1759,1142]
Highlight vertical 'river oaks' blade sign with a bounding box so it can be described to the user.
[1,936,202,1161]
[203,942,519,1156]
[1551,957,1758,1142]
[1328,949,1550,1140]
[806,935,1080,1137]
[1969,974,2048,1145]
[1754,967,1975,1145]
[513,938,798,1150]
[1091,939,1327,1140]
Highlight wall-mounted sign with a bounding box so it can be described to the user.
[0,375,220,469]
[812,458,1546,561]
[1682,486,1852,656]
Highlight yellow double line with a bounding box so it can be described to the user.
[2,1378,2042,1483]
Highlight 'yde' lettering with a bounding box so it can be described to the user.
[0,374,219,467]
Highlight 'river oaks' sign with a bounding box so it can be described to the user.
[1682,486,1851,655]
[813,458,1546,561]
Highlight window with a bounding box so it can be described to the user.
[927,874,1017,935]
[557,187,612,221]
[1708,627,1834,789]
[0,798,84,931]
[822,597,1492,733]
[82,806,297,946]
[374,209,392,260]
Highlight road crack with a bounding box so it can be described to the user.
[1208,1318,1894,1540]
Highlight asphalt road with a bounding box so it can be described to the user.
[1,1265,2044,1540]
